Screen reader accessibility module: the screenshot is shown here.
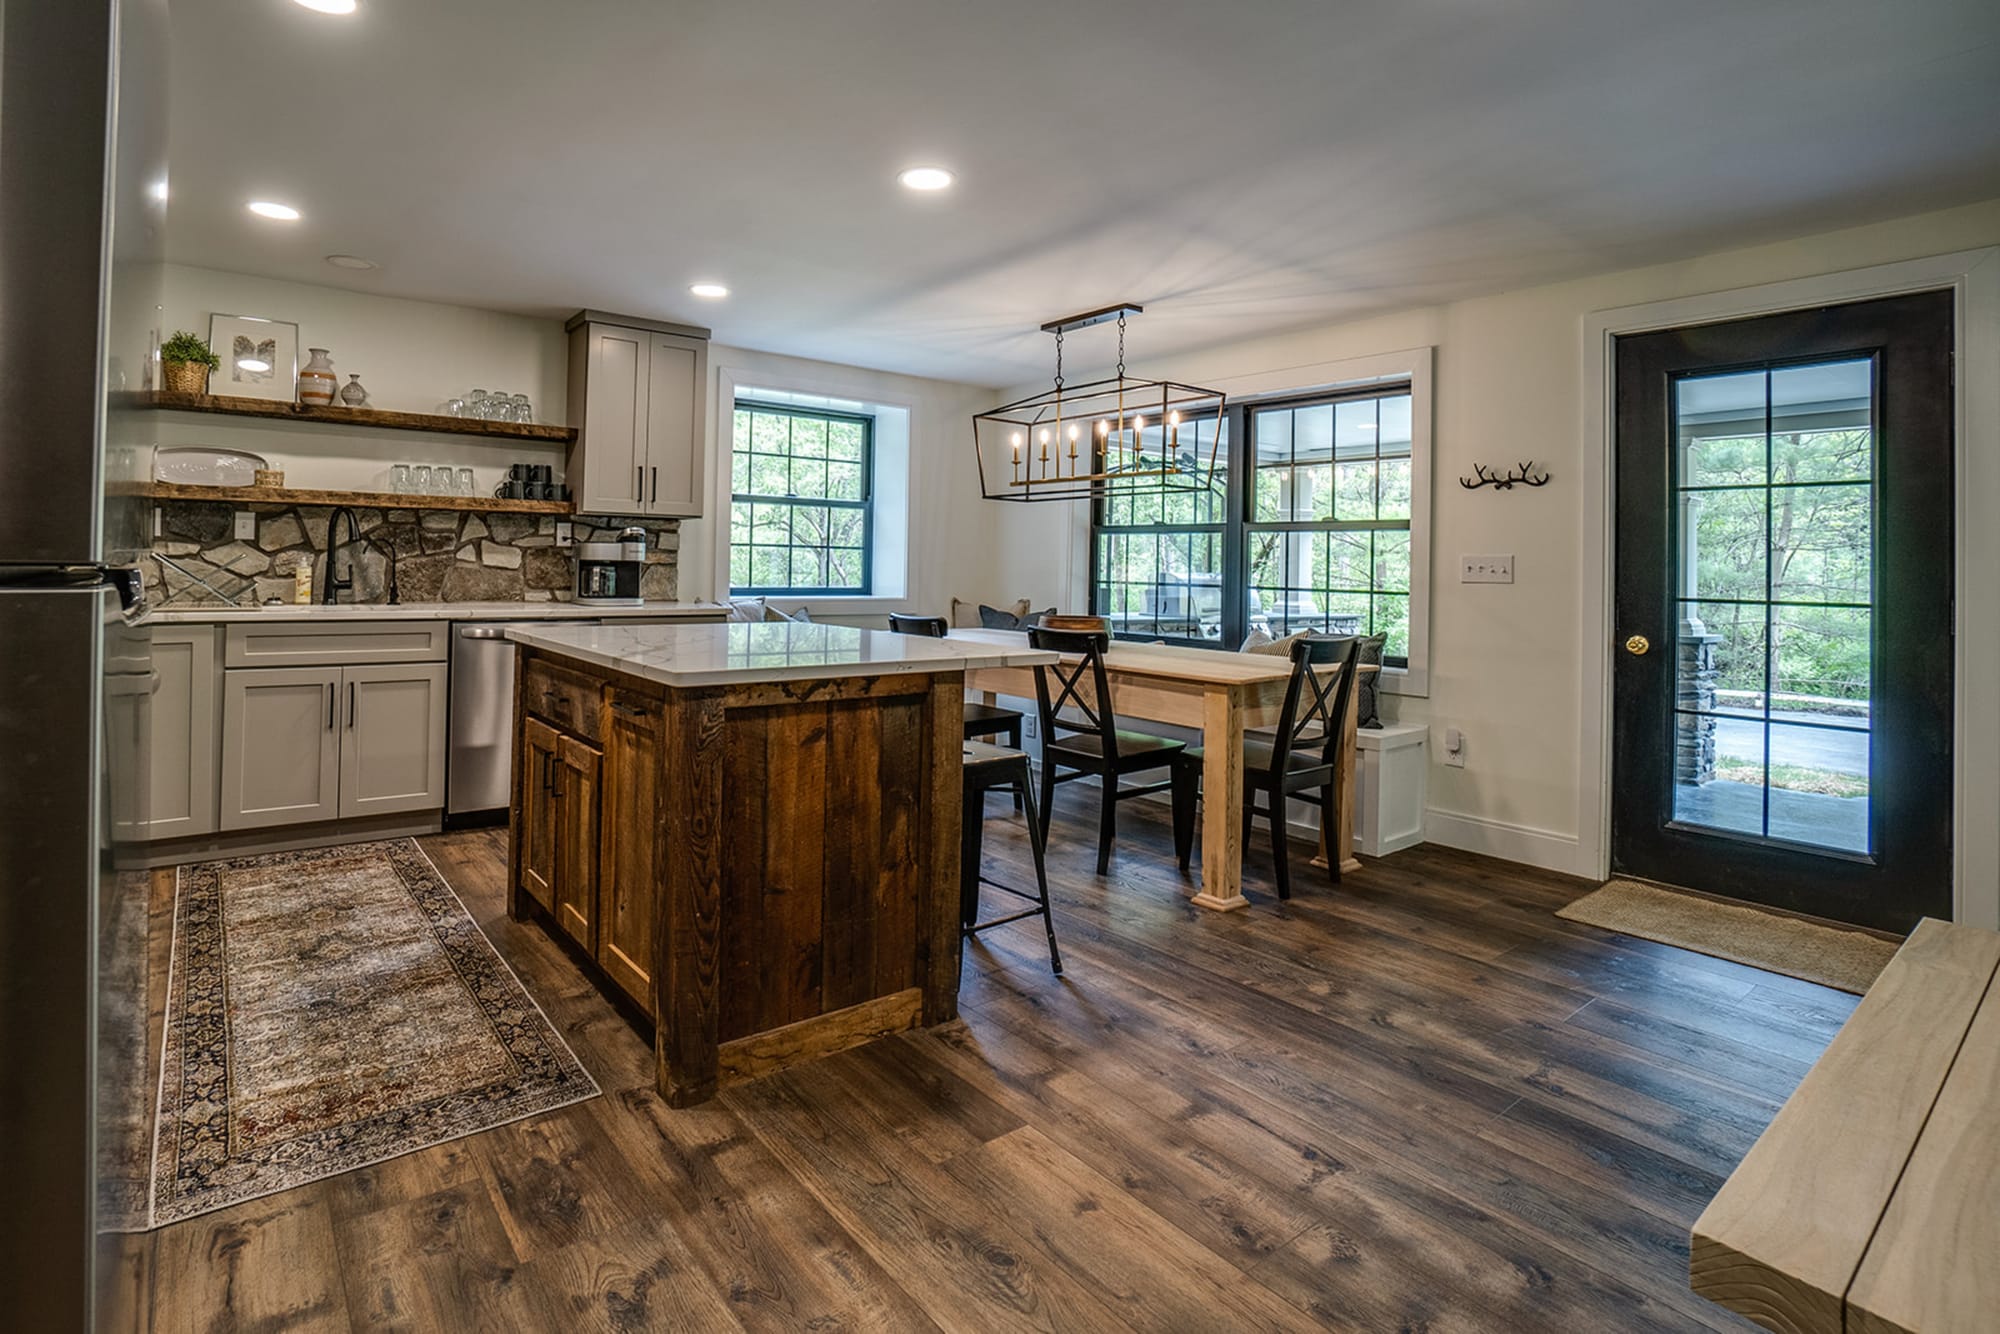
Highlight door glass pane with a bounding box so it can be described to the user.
[1671,359,1874,853]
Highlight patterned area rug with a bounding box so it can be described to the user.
[148,838,597,1226]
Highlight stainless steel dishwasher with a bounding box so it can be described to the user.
[448,622,596,820]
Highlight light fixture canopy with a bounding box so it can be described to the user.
[972,303,1226,503]
[325,253,377,270]
[247,200,300,221]
[897,166,954,192]
[688,282,729,299]
[293,0,358,14]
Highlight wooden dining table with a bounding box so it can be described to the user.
[945,628,1372,911]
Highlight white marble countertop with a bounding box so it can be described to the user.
[143,599,727,625]
[506,621,1057,687]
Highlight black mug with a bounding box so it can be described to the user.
[507,462,533,482]
[494,480,524,499]
[530,463,553,485]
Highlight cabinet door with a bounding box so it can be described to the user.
[220,666,341,830]
[575,324,650,515]
[143,625,219,839]
[643,332,707,517]
[338,663,448,819]
[553,734,602,952]
[519,717,560,914]
[598,693,660,1010]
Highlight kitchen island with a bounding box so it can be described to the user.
[503,621,1052,1106]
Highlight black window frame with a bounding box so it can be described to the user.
[729,399,875,597]
[1089,382,1415,666]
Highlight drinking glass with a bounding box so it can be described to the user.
[390,464,412,494]
[412,465,433,494]
[510,394,532,423]
[432,462,455,494]
[455,467,475,494]
[468,388,491,418]
[442,398,467,417]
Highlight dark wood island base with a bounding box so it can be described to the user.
[507,644,966,1106]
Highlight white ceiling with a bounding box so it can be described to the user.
[164,0,2000,387]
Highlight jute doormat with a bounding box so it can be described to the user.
[1557,879,1900,995]
[147,839,598,1227]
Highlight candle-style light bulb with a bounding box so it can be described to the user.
[1010,431,1023,483]
[1038,428,1051,478]
[1132,415,1145,468]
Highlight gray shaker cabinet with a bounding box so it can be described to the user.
[566,310,709,518]
[337,662,448,819]
[220,665,343,830]
[141,624,220,840]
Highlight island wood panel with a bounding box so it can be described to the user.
[1690,919,2000,1333]
[597,690,661,1010]
[659,687,726,1106]
[1844,963,2000,1334]
[552,734,601,952]
[515,716,560,915]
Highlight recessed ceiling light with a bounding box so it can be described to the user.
[293,0,358,14]
[247,200,300,221]
[148,178,169,202]
[897,166,955,192]
[689,282,729,299]
[325,253,378,270]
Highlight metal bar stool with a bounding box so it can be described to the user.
[961,740,1061,974]
[891,611,1025,807]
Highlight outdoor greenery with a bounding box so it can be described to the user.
[729,405,870,593]
[160,330,219,371]
[1685,426,1872,702]
[1715,756,1869,799]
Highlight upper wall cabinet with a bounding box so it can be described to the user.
[566,310,710,519]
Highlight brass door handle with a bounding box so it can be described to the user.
[1624,635,1651,656]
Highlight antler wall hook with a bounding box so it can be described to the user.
[1459,461,1551,491]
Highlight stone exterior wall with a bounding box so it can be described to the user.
[143,499,678,606]
[1675,631,1722,785]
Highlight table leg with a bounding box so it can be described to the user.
[1193,686,1249,911]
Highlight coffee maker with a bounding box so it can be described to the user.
[575,526,646,606]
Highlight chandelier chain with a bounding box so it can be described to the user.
[1116,313,1127,377]
[1053,328,1064,390]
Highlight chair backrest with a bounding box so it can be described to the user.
[1266,635,1361,779]
[887,613,948,638]
[1026,626,1120,763]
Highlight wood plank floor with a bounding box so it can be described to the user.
[113,791,1853,1332]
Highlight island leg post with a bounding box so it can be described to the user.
[658,687,725,1107]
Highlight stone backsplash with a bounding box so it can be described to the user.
[143,499,679,606]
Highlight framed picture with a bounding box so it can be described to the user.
[207,313,299,402]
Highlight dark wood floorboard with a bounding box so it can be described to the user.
[112,790,1837,1331]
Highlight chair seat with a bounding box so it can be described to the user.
[1181,738,1336,788]
[963,700,1024,728]
[963,738,1028,772]
[1046,729,1186,772]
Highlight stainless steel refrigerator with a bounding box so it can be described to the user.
[0,0,168,1327]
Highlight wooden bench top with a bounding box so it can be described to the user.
[1691,917,2000,1334]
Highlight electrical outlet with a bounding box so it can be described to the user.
[1460,554,1514,583]
[1022,714,1037,738]
[233,510,256,540]
[1443,726,1467,767]
[554,520,574,547]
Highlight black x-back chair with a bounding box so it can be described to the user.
[887,612,1025,752]
[1028,626,1191,875]
[1171,634,1360,899]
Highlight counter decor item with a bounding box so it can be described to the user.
[158,330,218,395]
[297,348,338,406]
[338,374,369,408]
[252,468,285,488]
[153,445,270,488]
[208,313,299,403]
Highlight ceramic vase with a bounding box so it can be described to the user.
[339,374,369,408]
[298,348,337,406]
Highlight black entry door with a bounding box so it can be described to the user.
[1612,291,1954,933]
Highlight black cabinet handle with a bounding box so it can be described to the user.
[347,681,356,728]
[326,682,334,730]
[650,466,658,503]
[636,465,643,500]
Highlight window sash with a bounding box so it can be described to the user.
[730,401,875,597]
[1091,383,1415,664]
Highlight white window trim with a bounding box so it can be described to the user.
[711,364,919,614]
[1066,345,1434,696]
[1576,248,2000,927]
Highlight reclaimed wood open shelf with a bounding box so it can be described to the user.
[137,390,578,444]
[131,480,574,516]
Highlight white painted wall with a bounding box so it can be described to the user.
[152,265,569,495]
[989,198,2000,893]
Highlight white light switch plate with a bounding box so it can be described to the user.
[233,510,256,540]
[1460,554,1514,583]
[554,521,574,547]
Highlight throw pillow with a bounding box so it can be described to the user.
[953,596,1019,628]
[1243,629,1309,657]
[726,596,767,623]
[761,604,813,623]
[1239,628,1273,652]
[1353,633,1387,728]
[979,603,1055,630]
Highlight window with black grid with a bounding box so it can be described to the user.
[729,401,873,595]
[1089,414,1230,643]
[1246,390,1413,663]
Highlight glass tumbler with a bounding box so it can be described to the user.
[432,462,455,494]
[510,394,532,423]
[468,388,491,418]
[455,467,475,494]
[390,464,412,494]
[411,465,433,495]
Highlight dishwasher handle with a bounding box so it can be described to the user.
[458,626,511,640]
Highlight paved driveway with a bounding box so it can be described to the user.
[1713,714,1868,775]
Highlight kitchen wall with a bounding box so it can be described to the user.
[987,197,2000,895]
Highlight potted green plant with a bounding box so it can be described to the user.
[159,330,218,395]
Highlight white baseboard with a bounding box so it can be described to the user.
[1421,808,1586,878]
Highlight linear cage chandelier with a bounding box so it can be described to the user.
[973,304,1227,503]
